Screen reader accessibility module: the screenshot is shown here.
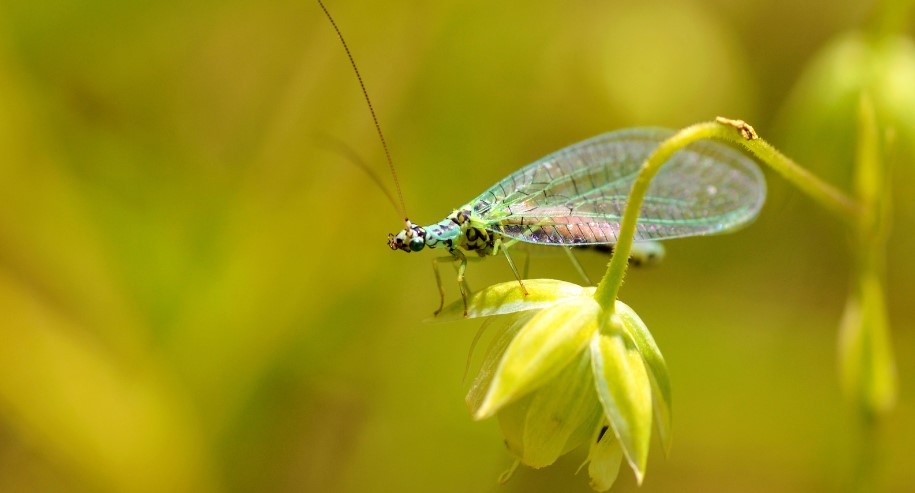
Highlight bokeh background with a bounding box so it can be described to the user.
[0,0,913,491]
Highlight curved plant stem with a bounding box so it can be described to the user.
[740,138,861,224]
[592,123,722,310]
[593,120,862,311]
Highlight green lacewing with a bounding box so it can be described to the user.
[387,131,765,312]
[387,129,765,252]
[319,1,765,315]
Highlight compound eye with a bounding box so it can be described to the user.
[409,237,425,252]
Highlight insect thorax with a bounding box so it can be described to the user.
[424,208,499,256]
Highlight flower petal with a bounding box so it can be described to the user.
[587,425,624,492]
[521,350,603,468]
[497,393,533,459]
[432,279,586,322]
[466,313,532,416]
[475,297,600,419]
[590,322,652,483]
[616,300,673,454]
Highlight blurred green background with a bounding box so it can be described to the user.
[0,0,913,491]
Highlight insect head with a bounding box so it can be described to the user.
[388,219,426,252]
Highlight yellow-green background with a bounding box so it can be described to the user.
[0,0,912,491]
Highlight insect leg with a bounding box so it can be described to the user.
[450,259,473,296]
[432,255,458,315]
[499,242,529,296]
[453,249,470,317]
[502,237,522,249]
[563,247,593,285]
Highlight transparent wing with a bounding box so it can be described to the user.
[470,128,765,245]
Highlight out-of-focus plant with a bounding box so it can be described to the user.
[778,1,911,487]
[436,116,894,490]
[778,3,909,418]
[838,96,896,420]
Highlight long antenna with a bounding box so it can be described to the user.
[317,0,408,220]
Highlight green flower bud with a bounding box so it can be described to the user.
[780,32,915,183]
[449,280,671,491]
[838,270,897,417]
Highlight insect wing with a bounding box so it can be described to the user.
[471,128,765,245]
